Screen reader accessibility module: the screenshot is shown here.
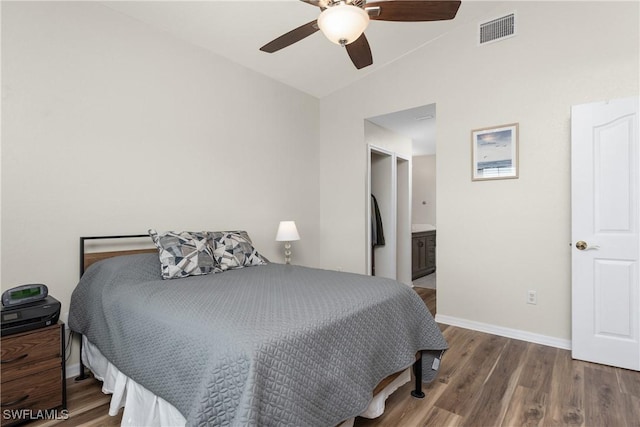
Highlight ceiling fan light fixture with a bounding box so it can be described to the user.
[317,4,370,46]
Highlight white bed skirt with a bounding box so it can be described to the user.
[82,336,409,426]
[82,336,186,426]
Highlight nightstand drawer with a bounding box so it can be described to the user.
[0,356,60,383]
[0,325,61,372]
[0,367,62,425]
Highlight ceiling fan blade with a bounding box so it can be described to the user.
[367,0,461,22]
[260,20,319,53]
[346,33,373,69]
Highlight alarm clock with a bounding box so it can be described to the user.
[2,284,48,307]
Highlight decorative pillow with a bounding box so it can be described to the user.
[209,230,254,244]
[209,231,268,271]
[148,229,221,279]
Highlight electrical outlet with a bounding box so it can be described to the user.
[527,290,537,305]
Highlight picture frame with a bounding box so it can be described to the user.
[471,123,519,181]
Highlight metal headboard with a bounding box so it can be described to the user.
[76,234,155,381]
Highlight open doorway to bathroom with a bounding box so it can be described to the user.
[367,104,437,314]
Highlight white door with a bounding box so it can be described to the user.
[571,96,640,371]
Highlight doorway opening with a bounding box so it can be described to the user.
[366,104,437,312]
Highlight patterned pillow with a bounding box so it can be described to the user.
[148,229,221,279]
[209,231,268,271]
[209,230,254,244]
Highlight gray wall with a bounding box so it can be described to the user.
[412,155,436,226]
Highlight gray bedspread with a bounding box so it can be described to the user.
[69,254,447,426]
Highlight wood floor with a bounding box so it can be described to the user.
[34,287,640,427]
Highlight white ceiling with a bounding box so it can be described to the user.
[367,103,436,155]
[101,1,503,155]
[102,0,502,99]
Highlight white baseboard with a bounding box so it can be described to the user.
[435,314,572,350]
[65,362,81,379]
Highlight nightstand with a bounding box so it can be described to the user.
[0,322,66,426]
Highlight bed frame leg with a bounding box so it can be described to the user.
[410,356,425,399]
[74,334,90,381]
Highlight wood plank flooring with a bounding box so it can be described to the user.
[33,287,640,427]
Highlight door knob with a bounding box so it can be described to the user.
[576,241,600,250]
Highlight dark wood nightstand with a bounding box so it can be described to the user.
[0,322,66,426]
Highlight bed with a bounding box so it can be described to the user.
[69,232,447,426]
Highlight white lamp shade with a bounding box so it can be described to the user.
[276,221,300,241]
[317,4,370,46]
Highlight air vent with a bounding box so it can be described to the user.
[479,13,516,45]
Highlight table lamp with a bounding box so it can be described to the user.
[275,221,300,264]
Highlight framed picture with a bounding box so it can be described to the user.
[471,123,519,181]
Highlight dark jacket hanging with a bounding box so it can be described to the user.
[371,194,385,247]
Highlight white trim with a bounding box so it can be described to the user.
[435,314,572,350]
[65,362,80,379]
[366,144,398,278]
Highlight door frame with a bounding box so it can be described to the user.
[365,144,412,285]
[366,144,396,278]
[571,96,640,370]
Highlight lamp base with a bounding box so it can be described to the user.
[284,242,292,264]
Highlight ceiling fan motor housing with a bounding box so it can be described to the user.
[318,0,366,8]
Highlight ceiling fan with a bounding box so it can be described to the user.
[260,0,462,70]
